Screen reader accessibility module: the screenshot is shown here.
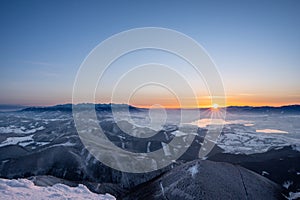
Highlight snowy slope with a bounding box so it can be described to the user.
[0,178,115,200]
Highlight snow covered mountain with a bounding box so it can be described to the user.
[0,178,115,200]
[0,104,299,199]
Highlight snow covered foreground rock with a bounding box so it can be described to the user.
[0,178,115,200]
[123,160,285,200]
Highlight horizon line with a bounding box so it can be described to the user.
[1,103,299,109]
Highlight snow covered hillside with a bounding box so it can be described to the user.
[0,178,115,200]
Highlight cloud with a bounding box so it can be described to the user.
[23,61,61,77]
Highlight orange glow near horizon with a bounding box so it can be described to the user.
[34,99,299,109]
[85,92,300,109]
[92,82,300,109]
[129,96,300,109]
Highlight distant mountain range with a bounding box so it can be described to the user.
[0,104,28,111]
[20,103,143,112]
[226,105,300,113]
[0,103,298,113]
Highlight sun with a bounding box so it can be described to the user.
[212,103,219,109]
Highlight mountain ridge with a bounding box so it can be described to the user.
[17,103,300,113]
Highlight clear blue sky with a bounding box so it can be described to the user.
[0,0,299,106]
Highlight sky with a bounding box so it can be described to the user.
[0,0,299,107]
